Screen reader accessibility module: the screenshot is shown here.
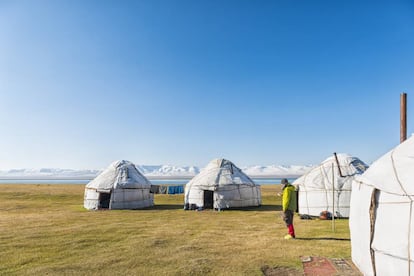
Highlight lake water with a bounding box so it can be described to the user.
[0,177,297,185]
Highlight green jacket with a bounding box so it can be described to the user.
[282,184,297,212]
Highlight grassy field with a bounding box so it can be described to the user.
[0,184,351,275]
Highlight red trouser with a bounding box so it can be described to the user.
[283,210,295,238]
[288,224,295,238]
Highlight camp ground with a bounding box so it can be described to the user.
[1,94,411,275]
[293,153,368,218]
[184,158,261,210]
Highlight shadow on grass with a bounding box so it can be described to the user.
[147,204,283,211]
[150,204,184,210]
[225,205,282,212]
[295,237,350,241]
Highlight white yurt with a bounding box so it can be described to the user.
[184,158,261,210]
[293,153,368,218]
[84,160,153,210]
[350,136,414,276]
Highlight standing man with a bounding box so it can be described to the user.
[281,178,296,239]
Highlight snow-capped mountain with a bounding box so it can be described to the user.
[0,164,314,179]
[0,168,101,179]
[241,164,314,177]
[136,165,200,177]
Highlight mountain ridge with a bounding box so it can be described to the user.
[0,164,315,179]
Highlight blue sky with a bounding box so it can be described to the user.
[1,0,414,169]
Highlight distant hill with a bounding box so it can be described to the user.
[0,164,314,179]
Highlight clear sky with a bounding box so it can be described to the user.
[1,0,414,169]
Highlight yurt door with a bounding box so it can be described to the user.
[203,190,214,209]
[99,192,111,209]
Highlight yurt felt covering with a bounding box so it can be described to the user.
[84,160,153,210]
[184,159,261,209]
[293,153,368,218]
[350,136,414,276]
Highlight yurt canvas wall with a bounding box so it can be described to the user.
[84,160,153,210]
[184,158,261,210]
[293,153,368,218]
[350,136,414,276]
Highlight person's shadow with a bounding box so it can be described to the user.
[295,237,350,241]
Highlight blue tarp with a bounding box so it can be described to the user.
[168,185,184,194]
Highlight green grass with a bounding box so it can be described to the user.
[0,184,351,275]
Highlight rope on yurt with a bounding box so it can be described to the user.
[390,147,412,200]
[391,148,413,275]
[214,168,223,190]
[302,170,311,216]
[409,202,413,276]
[320,164,330,213]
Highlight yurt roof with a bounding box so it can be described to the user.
[293,153,368,189]
[86,160,151,190]
[356,135,414,196]
[187,158,256,187]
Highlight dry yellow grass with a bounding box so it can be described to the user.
[0,184,351,275]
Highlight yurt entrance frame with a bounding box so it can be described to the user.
[203,190,214,209]
[98,192,111,209]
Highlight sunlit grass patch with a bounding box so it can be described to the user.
[0,184,351,275]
